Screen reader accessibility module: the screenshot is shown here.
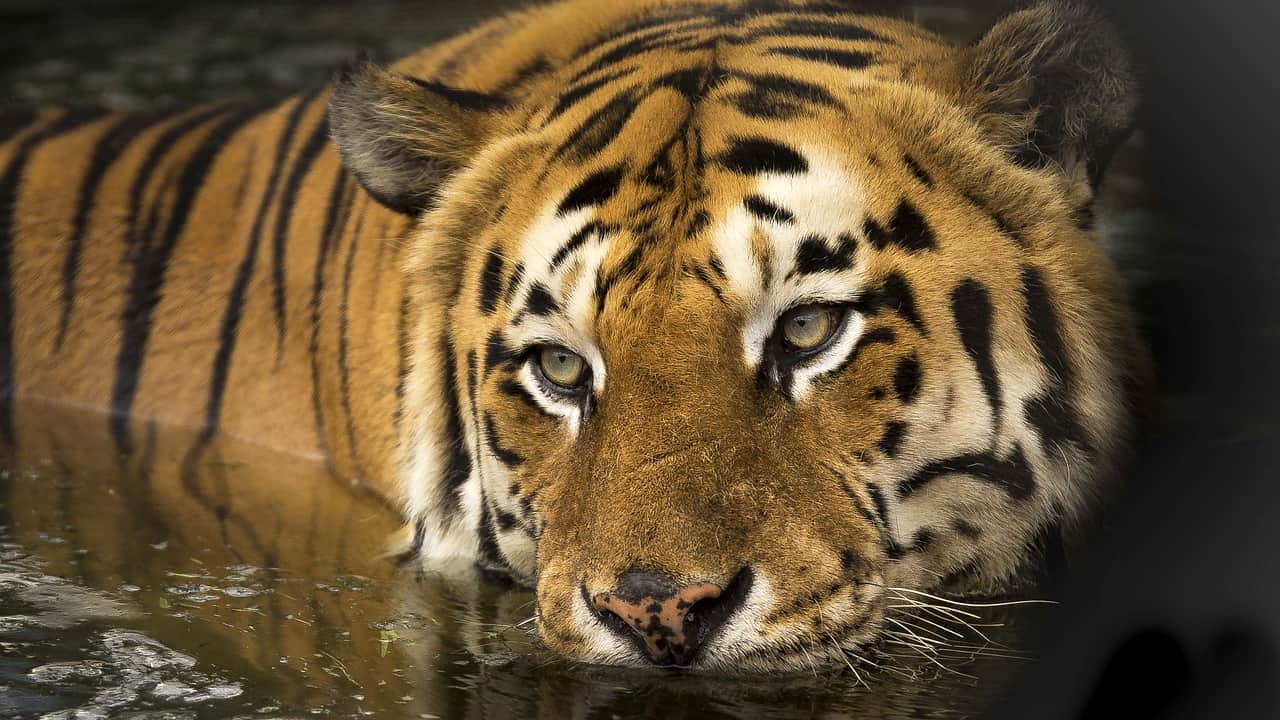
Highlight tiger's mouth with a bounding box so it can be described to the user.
[531,560,911,674]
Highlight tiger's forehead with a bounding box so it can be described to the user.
[484,13,960,350]
[500,131,876,355]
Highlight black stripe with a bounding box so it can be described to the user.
[552,91,640,161]
[270,106,330,359]
[893,355,921,404]
[483,412,525,468]
[550,221,603,271]
[744,195,795,224]
[708,254,727,279]
[722,71,842,120]
[393,288,411,431]
[231,142,257,210]
[478,250,505,314]
[464,349,485,514]
[940,559,983,588]
[396,516,428,564]
[484,329,516,374]
[866,482,890,528]
[962,191,1027,248]
[495,506,520,532]
[794,232,856,275]
[766,46,873,70]
[438,334,472,523]
[716,137,808,175]
[654,66,711,101]
[1020,265,1088,453]
[336,195,363,469]
[197,97,326,450]
[740,17,884,43]
[911,529,936,553]
[200,92,313,438]
[109,102,265,454]
[897,446,1035,500]
[124,104,231,253]
[951,278,1001,430]
[0,108,107,445]
[864,200,936,253]
[545,68,635,123]
[878,420,907,457]
[310,175,358,455]
[503,262,526,307]
[57,110,172,350]
[853,272,926,335]
[570,23,714,83]
[405,76,510,111]
[525,282,560,316]
[836,474,879,528]
[904,155,933,187]
[688,209,712,236]
[690,263,725,303]
[477,501,506,570]
[557,167,624,216]
[593,267,612,317]
[565,11,718,77]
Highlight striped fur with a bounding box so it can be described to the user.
[1,0,1147,671]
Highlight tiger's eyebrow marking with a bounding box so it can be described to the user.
[526,282,561,316]
[793,232,857,276]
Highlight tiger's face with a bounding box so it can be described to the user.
[330,1,1145,671]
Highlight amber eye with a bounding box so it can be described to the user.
[780,305,841,352]
[537,346,588,389]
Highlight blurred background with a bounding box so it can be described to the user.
[0,0,1023,107]
[2,0,1278,718]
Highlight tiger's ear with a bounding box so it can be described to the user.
[328,57,508,215]
[961,1,1138,192]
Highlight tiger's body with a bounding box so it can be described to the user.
[1,0,1147,672]
[0,91,412,493]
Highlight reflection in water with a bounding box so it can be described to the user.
[0,401,1036,718]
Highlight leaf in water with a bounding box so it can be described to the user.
[378,629,400,658]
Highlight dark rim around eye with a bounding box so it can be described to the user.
[779,304,848,356]
[533,346,591,394]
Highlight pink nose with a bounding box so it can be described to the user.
[591,572,727,666]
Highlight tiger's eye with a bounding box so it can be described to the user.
[781,306,838,351]
[538,346,587,388]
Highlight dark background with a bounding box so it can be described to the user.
[998,0,1280,718]
[3,0,1278,717]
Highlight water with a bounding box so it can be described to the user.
[0,1,1140,717]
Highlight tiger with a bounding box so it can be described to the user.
[0,0,1148,672]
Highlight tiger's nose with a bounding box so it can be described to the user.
[590,568,752,667]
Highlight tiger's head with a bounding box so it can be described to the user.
[329,0,1146,671]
